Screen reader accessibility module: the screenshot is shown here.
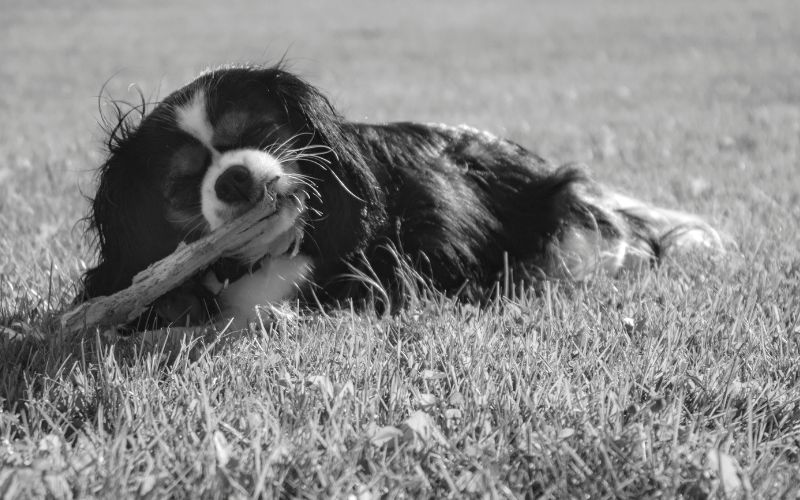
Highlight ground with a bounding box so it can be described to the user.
[1,0,800,497]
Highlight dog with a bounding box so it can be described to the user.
[82,64,721,329]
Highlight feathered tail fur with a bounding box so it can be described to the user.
[544,172,723,280]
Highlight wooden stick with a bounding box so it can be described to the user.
[60,195,295,336]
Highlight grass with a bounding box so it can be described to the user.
[2,0,800,497]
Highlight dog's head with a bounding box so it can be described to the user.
[83,65,384,299]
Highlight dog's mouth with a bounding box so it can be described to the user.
[209,189,307,284]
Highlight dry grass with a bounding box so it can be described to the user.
[2,0,800,497]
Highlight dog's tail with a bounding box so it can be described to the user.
[545,168,724,279]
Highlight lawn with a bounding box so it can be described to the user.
[2,0,800,497]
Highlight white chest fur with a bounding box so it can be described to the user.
[215,255,313,328]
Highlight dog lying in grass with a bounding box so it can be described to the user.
[80,64,721,331]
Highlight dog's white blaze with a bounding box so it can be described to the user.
[175,90,213,147]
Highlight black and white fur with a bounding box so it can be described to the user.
[83,65,720,329]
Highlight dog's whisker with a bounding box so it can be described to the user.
[282,173,317,187]
[284,151,333,163]
[282,175,322,200]
[271,133,330,162]
[294,157,332,172]
[256,126,284,151]
[267,131,315,158]
[277,150,333,164]
[271,151,333,174]
[278,150,333,167]
[281,143,333,155]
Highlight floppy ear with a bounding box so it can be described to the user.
[274,72,386,259]
[82,147,180,299]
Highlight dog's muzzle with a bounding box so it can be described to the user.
[210,190,306,284]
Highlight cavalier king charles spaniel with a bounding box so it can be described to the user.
[82,64,720,329]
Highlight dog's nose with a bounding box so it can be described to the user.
[215,165,254,203]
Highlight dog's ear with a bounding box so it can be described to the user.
[82,145,180,299]
[274,71,386,258]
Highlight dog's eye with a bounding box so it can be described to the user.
[216,122,282,152]
[172,142,211,175]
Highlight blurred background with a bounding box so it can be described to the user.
[1,0,799,304]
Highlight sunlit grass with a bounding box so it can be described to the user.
[2,0,800,497]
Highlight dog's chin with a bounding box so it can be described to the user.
[202,188,308,286]
[207,222,303,287]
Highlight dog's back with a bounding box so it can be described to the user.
[321,121,721,303]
